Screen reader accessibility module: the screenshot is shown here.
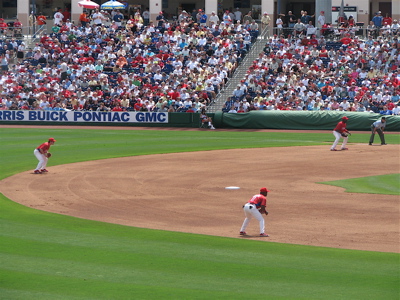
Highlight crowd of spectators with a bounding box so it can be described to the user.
[0,8,399,116]
[0,8,259,112]
[223,31,400,115]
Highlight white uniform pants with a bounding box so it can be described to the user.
[331,131,348,150]
[34,149,48,170]
[240,203,265,234]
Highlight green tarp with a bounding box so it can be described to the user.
[213,111,400,132]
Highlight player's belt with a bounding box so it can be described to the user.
[243,203,256,209]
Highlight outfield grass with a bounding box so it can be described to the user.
[0,128,399,299]
[320,174,400,195]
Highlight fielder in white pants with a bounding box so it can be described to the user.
[240,187,270,237]
[33,137,56,174]
[330,116,350,151]
[331,130,348,150]
[240,203,265,233]
[34,149,49,171]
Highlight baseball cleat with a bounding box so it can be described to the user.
[381,143,387,145]
[41,169,48,172]
[369,143,372,145]
[259,233,269,237]
[34,170,42,174]
[330,149,338,151]
[341,148,349,150]
[239,231,247,235]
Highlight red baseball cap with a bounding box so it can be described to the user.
[342,116,349,120]
[48,137,56,142]
[260,187,270,193]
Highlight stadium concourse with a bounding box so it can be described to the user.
[0,10,399,115]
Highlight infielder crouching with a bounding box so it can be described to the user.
[330,116,350,151]
[240,187,270,237]
[33,137,56,174]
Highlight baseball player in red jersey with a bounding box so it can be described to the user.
[330,116,350,151]
[33,138,56,174]
[240,187,270,237]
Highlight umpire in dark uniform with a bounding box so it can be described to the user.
[369,117,387,145]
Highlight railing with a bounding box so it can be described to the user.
[31,25,47,39]
[0,25,33,39]
[209,28,268,112]
[268,25,398,40]
[2,24,394,42]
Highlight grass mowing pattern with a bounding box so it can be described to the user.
[1,197,398,299]
[1,128,396,179]
[0,128,399,299]
[0,128,330,179]
[319,174,400,195]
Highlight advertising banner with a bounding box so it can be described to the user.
[0,111,169,123]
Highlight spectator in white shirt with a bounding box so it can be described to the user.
[53,10,64,26]
[209,11,220,25]
[392,103,400,115]
[339,99,350,111]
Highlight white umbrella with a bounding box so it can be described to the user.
[78,0,100,9]
[100,0,126,10]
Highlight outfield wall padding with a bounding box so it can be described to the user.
[213,111,400,132]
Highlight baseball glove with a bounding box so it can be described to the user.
[45,152,52,158]
[341,132,351,137]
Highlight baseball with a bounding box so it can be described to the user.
[225,186,240,190]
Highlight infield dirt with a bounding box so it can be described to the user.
[1,138,398,253]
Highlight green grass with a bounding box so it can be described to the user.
[320,174,400,195]
[1,128,332,179]
[0,127,399,299]
[1,128,397,179]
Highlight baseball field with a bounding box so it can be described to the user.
[0,126,399,299]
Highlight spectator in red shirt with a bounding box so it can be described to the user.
[237,103,247,112]
[62,9,71,23]
[386,100,395,111]
[13,19,22,28]
[383,13,392,26]
[0,18,8,35]
[348,15,355,26]
[185,103,197,113]
[308,35,318,46]
[133,100,142,111]
[340,34,352,45]
[112,102,123,111]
